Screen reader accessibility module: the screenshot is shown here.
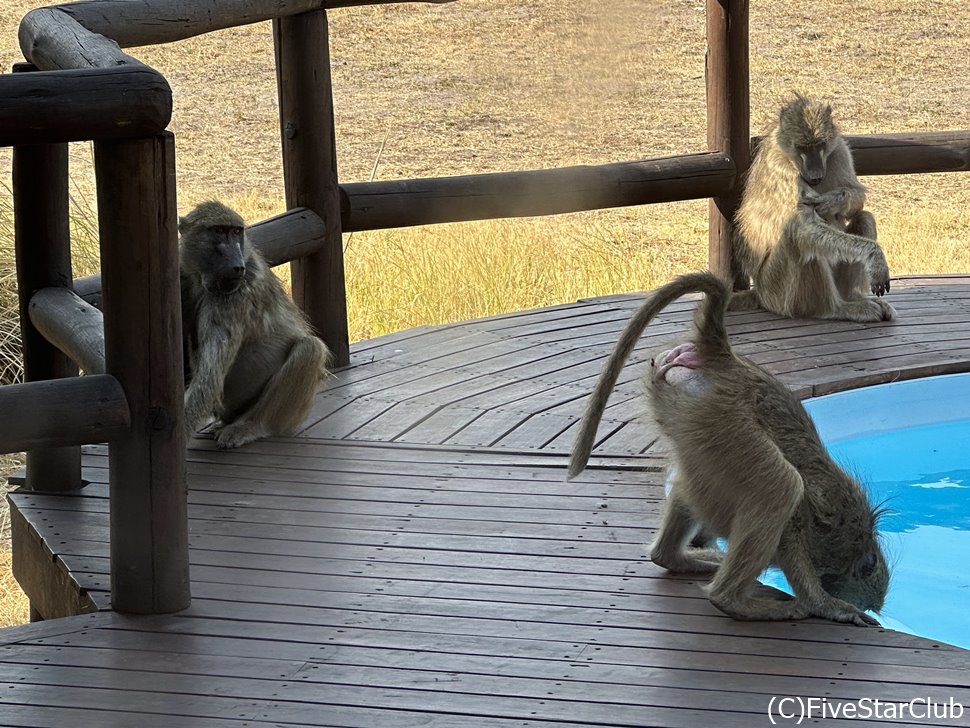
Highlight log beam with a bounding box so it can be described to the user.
[705,0,750,287]
[20,8,139,70]
[0,376,129,453]
[0,64,171,147]
[29,287,106,376]
[340,153,737,231]
[12,139,83,491]
[51,0,454,48]
[94,132,189,614]
[275,11,350,366]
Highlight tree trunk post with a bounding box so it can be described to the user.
[93,132,190,614]
[12,138,82,493]
[706,0,750,288]
[274,10,350,366]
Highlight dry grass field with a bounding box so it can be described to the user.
[0,0,967,626]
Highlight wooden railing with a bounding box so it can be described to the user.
[1,0,968,618]
[1,62,184,616]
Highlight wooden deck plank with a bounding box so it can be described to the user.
[4,277,970,726]
[4,642,964,712]
[28,619,967,690]
[301,278,970,451]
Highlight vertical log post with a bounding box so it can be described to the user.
[93,132,189,614]
[274,10,350,366]
[12,140,82,496]
[706,0,750,288]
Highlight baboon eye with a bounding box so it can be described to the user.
[854,551,878,578]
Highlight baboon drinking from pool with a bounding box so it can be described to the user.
[732,94,895,322]
[180,201,331,448]
[570,272,888,625]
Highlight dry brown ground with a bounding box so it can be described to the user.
[0,0,968,626]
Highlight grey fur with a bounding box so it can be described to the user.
[733,94,895,322]
[180,201,332,449]
[570,272,888,625]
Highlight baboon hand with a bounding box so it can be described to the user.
[183,388,210,436]
[814,597,881,627]
[813,190,849,221]
[867,254,891,297]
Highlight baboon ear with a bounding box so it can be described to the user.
[178,215,187,233]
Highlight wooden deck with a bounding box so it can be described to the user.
[3,276,970,727]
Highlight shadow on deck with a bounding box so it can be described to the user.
[3,276,970,726]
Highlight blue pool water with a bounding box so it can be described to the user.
[761,372,970,648]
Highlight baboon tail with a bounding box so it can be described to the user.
[567,272,731,480]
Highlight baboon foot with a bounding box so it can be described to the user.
[827,298,895,323]
[808,597,881,627]
[874,297,896,321]
[727,289,762,312]
[214,420,267,449]
[650,547,723,574]
[707,589,810,621]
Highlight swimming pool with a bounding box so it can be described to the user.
[762,372,970,648]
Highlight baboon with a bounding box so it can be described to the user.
[179,201,331,448]
[569,272,888,626]
[732,94,895,322]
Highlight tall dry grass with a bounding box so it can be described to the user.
[0,189,24,627]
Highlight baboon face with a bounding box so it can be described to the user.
[777,96,839,187]
[819,542,888,613]
[811,479,889,613]
[179,202,251,295]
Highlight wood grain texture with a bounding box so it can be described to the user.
[340,153,736,231]
[29,287,105,375]
[11,139,82,491]
[705,0,749,287]
[274,10,350,365]
[19,7,139,70]
[53,0,454,48]
[0,376,128,453]
[94,132,189,614]
[0,65,171,147]
[5,277,970,726]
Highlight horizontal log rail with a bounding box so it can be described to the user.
[846,131,970,175]
[29,288,106,375]
[0,65,172,146]
[0,375,129,453]
[340,152,738,232]
[72,207,327,306]
[248,207,329,266]
[21,0,452,57]
[749,130,970,176]
[67,128,970,305]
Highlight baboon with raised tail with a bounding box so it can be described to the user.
[180,201,331,448]
[731,94,895,322]
[570,272,888,626]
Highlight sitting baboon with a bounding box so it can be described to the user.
[732,94,895,322]
[570,272,888,626]
[179,201,331,448]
